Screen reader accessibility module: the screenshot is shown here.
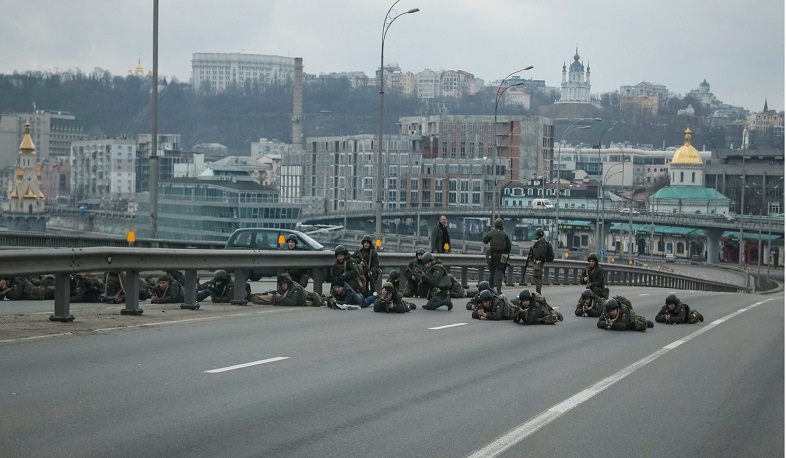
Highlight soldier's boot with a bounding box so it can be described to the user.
[647,320,655,328]
[446,300,453,311]
[555,311,564,321]
[695,311,704,322]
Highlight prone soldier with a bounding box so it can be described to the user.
[325,278,364,309]
[513,289,563,325]
[575,289,605,318]
[250,273,306,306]
[373,282,415,313]
[655,294,704,324]
[472,290,514,320]
[597,298,654,331]
[150,274,185,304]
[196,270,251,303]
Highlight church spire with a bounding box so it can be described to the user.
[763,99,769,112]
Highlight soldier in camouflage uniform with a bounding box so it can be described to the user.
[331,245,362,293]
[70,273,103,303]
[575,289,605,318]
[598,298,654,331]
[466,280,493,311]
[284,234,311,288]
[403,248,428,298]
[352,235,381,295]
[581,253,607,299]
[483,218,512,294]
[472,290,514,320]
[150,274,185,304]
[655,294,704,324]
[373,281,415,314]
[100,272,152,303]
[420,252,453,311]
[513,289,563,325]
[0,277,49,300]
[530,228,548,294]
[251,272,306,306]
[197,270,250,303]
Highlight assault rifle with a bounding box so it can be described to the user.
[522,246,533,281]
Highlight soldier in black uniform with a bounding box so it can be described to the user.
[284,234,311,288]
[483,218,512,294]
[581,253,606,298]
[403,248,428,298]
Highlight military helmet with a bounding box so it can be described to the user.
[518,289,532,301]
[157,274,172,283]
[605,298,620,310]
[382,281,395,292]
[587,253,599,262]
[494,218,504,228]
[421,252,434,263]
[535,227,545,237]
[388,269,400,281]
[665,293,679,305]
[477,280,491,292]
[479,290,494,302]
[213,270,229,281]
[286,234,298,244]
[581,289,594,301]
[415,247,426,256]
[362,235,373,244]
[334,244,348,256]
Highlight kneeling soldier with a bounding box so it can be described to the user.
[655,293,704,324]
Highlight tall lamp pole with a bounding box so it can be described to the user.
[595,121,617,252]
[554,118,599,247]
[149,0,159,238]
[491,66,533,222]
[376,1,419,245]
[739,127,748,268]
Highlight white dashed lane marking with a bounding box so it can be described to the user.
[429,323,469,330]
[205,356,290,374]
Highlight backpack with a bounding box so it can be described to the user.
[545,242,555,262]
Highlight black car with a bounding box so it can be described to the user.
[224,228,325,280]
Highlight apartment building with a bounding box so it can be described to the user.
[70,138,136,202]
[0,111,86,168]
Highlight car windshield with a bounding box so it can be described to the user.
[296,231,324,250]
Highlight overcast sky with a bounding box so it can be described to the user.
[2,0,783,112]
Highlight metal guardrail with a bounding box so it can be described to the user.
[0,231,224,250]
[0,247,744,322]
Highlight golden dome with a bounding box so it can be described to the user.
[671,126,702,165]
[19,119,36,154]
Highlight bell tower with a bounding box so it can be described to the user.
[4,119,49,231]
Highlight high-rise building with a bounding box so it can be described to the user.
[0,111,86,168]
[70,138,137,203]
[191,53,296,94]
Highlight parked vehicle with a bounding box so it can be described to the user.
[532,198,555,209]
[620,208,640,215]
[665,253,675,262]
[714,213,736,222]
[224,228,325,280]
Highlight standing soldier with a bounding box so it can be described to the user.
[513,289,563,325]
[150,274,185,304]
[403,248,427,298]
[597,298,654,331]
[331,245,362,293]
[472,290,514,320]
[420,252,453,311]
[582,253,607,299]
[529,227,548,295]
[284,234,311,288]
[575,289,605,318]
[373,282,415,313]
[656,294,704,324]
[431,215,451,253]
[250,273,306,306]
[353,235,380,295]
[483,218,512,294]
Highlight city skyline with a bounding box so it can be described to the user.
[0,0,783,113]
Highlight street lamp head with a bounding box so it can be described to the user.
[406,8,420,13]
[523,65,534,70]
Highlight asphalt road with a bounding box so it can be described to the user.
[0,286,782,458]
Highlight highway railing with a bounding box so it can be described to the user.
[0,247,745,322]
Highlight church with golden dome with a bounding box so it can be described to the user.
[649,126,731,215]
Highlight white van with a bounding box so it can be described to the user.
[532,198,555,209]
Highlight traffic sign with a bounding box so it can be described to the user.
[599,249,605,256]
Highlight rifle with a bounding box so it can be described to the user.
[522,246,533,281]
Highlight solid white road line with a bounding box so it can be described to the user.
[466,298,775,458]
[205,356,290,374]
[429,323,469,330]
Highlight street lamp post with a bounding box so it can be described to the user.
[491,67,533,222]
[554,118,599,248]
[739,127,748,268]
[595,121,617,252]
[376,1,419,245]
